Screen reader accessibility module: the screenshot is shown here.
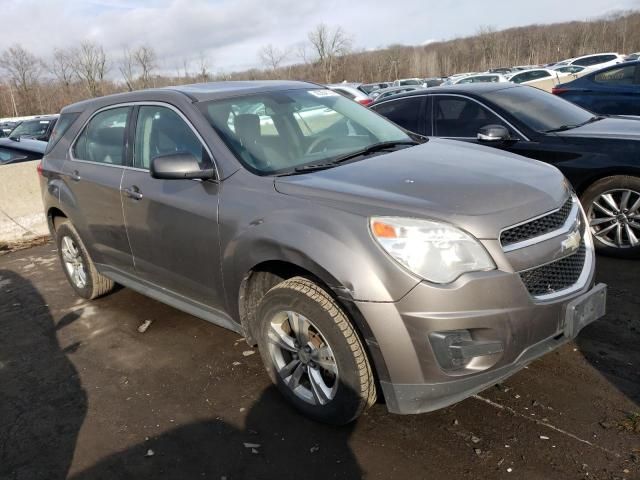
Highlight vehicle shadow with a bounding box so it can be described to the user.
[575,255,640,407]
[0,269,87,480]
[70,385,362,480]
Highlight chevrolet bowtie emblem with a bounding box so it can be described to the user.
[561,229,582,254]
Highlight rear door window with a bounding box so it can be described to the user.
[371,96,426,135]
[434,96,506,137]
[531,70,551,80]
[72,107,130,165]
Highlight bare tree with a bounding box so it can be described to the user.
[0,45,42,114]
[70,42,108,97]
[258,44,289,71]
[134,46,156,88]
[294,41,311,65]
[197,53,212,82]
[119,48,136,91]
[307,24,352,83]
[50,48,74,90]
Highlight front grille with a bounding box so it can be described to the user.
[519,243,586,297]
[500,197,573,247]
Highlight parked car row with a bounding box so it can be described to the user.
[328,51,636,113]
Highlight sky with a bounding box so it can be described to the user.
[2,0,639,75]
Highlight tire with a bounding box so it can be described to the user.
[580,175,640,259]
[55,220,115,299]
[255,276,376,425]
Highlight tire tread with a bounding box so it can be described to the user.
[267,276,377,417]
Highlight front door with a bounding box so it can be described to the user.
[121,104,224,309]
[431,94,578,169]
[62,106,134,271]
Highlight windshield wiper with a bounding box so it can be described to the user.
[545,115,604,133]
[328,140,418,165]
[281,140,418,175]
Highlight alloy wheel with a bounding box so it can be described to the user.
[266,310,339,406]
[60,235,87,289]
[587,188,640,248]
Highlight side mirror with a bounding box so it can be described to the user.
[150,153,215,180]
[477,124,510,143]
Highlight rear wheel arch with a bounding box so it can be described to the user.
[47,207,68,233]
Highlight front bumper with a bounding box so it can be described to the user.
[354,268,606,415]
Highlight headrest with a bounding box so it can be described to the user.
[234,114,261,142]
[92,126,124,145]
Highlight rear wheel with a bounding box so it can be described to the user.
[55,221,115,299]
[581,176,640,258]
[255,277,376,424]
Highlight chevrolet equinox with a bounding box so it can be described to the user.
[40,81,606,424]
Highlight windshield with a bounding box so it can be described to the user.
[484,86,593,132]
[10,119,52,138]
[199,89,411,174]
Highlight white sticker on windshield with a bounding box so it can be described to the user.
[309,89,339,98]
[39,121,50,124]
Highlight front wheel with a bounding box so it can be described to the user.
[256,277,376,425]
[581,175,640,258]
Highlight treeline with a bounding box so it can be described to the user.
[1,10,639,118]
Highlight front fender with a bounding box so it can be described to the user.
[219,181,420,320]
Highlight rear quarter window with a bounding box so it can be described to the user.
[593,66,636,86]
[44,113,80,154]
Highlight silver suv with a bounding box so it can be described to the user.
[40,81,606,424]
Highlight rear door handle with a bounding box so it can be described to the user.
[123,186,143,200]
[70,170,81,182]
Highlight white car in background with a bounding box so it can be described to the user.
[392,78,424,87]
[440,72,479,85]
[326,83,373,106]
[564,53,624,71]
[505,68,569,92]
[451,73,509,85]
[552,65,586,74]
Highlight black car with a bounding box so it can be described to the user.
[371,83,640,257]
[552,61,640,116]
[0,137,47,165]
[7,115,58,141]
[0,121,20,137]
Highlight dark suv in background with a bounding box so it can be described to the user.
[40,81,605,424]
[8,115,59,141]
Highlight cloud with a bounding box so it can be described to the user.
[0,0,637,75]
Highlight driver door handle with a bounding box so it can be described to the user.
[123,186,143,200]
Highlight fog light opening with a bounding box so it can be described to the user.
[429,330,504,372]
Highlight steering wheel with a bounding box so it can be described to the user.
[305,135,334,155]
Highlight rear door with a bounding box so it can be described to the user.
[63,106,134,271]
[121,104,224,309]
[370,96,430,135]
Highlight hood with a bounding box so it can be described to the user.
[0,137,47,154]
[556,116,640,141]
[274,138,568,240]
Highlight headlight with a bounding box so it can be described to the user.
[370,217,495,284]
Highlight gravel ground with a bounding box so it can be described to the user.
[1,241,638,479]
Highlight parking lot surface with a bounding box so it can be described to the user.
[1,241,638,479]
